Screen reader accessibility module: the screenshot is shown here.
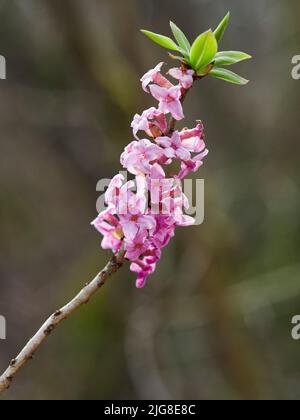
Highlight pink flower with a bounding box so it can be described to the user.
[141,62,163,92]
[131,107,167,139]
[174,212,195,227]
[178,149,209,179]
[104,174,124,205]
[121,139,164,175]
[130,259,156,289]
[168,67,195,89]
[156,131,191,161]
[141,62,174,93]
[160,179,190,217]
[150,85,184,121]
[130,246,162,288]
[105,174,135,213]
[91,207,123,252]
[150,162,166,180]
[131,113,151,139]
[125,228,150,261]
[120,212,156,242]
[143,246,162,264]
[180,123,205,153]
[151,215,176,249]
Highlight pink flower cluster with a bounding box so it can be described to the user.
[92,63,208,288]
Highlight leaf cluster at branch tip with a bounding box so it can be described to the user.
[141,12,252,85]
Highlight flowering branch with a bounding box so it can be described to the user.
[92,59,211,288]
[0,64,192,396]
[0,61,193,397]
[0,14,251,394]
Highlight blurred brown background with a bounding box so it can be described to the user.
[0,0,300,400]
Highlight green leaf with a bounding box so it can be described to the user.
[197,63,214,77]
[190,29,218,70]
[141,30,180,51]
[170,21,191,54]
[214,12,230,43]
[214,51,252,67]
[168,53,189,65]
[209,68,249,85]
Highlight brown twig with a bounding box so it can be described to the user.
[0,247,126,394]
